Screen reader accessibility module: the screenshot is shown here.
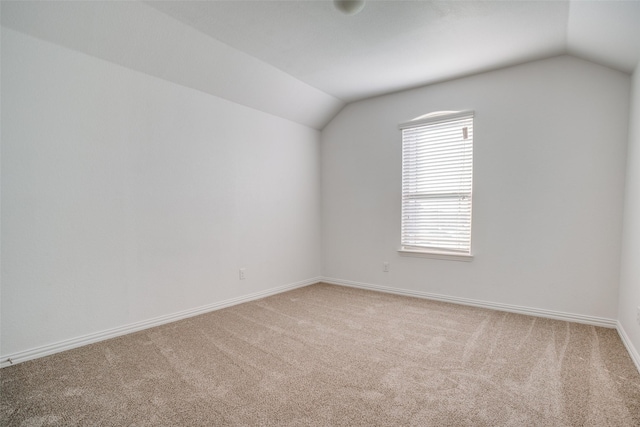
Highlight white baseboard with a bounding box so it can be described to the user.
[616,321,640,374]
[0,277,320,368]
[321,277,618,328]
[7,277,633,373]
[326,276,639,375]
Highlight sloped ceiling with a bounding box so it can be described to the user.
[2,1,640,130]
[567,1,640,73]
[0,1,343,130]
[148,0,572,102]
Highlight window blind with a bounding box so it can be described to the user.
[399,111,474,254]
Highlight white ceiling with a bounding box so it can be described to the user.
[567,1,640,73]
[148,0,640,102]
[148,1,565,102]
[3,1,640,129]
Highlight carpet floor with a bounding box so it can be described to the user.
[1,283,640,426]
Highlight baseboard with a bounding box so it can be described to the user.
[321,277,618,328]
[616,321,640,374]
[5,276,626,370]
[0,277,320,368]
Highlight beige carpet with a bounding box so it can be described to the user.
[1,283,639,426]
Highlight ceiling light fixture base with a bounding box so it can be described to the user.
[334,0,365,16]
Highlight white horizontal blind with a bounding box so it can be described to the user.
[400,111,474,254]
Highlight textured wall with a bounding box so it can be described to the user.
[322,56,630,319]
[1,28,322,356]
[619,64,640,356]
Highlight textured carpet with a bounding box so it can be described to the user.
[1,283,639,426]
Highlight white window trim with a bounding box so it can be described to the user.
[397,247,474,262]
[398,110,474,130]
[398,110,475,261]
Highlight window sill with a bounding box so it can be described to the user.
[398,248,474,262]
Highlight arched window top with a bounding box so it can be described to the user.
[399,110,473,130]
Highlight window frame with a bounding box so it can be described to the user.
[397,110,475,262]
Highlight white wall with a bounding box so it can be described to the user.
[1,1,343,130]
[619,64,640,359]
[1,28,321,358]
[1,27,635,366]
[322,56,630,320]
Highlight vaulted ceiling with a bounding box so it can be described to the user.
[2,1,640,129]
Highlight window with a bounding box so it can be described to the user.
[398,110,474,260]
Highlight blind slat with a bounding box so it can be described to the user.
[401,111,474,253]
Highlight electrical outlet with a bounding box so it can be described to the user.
[239,268,246,280]
[383,262,389,272]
